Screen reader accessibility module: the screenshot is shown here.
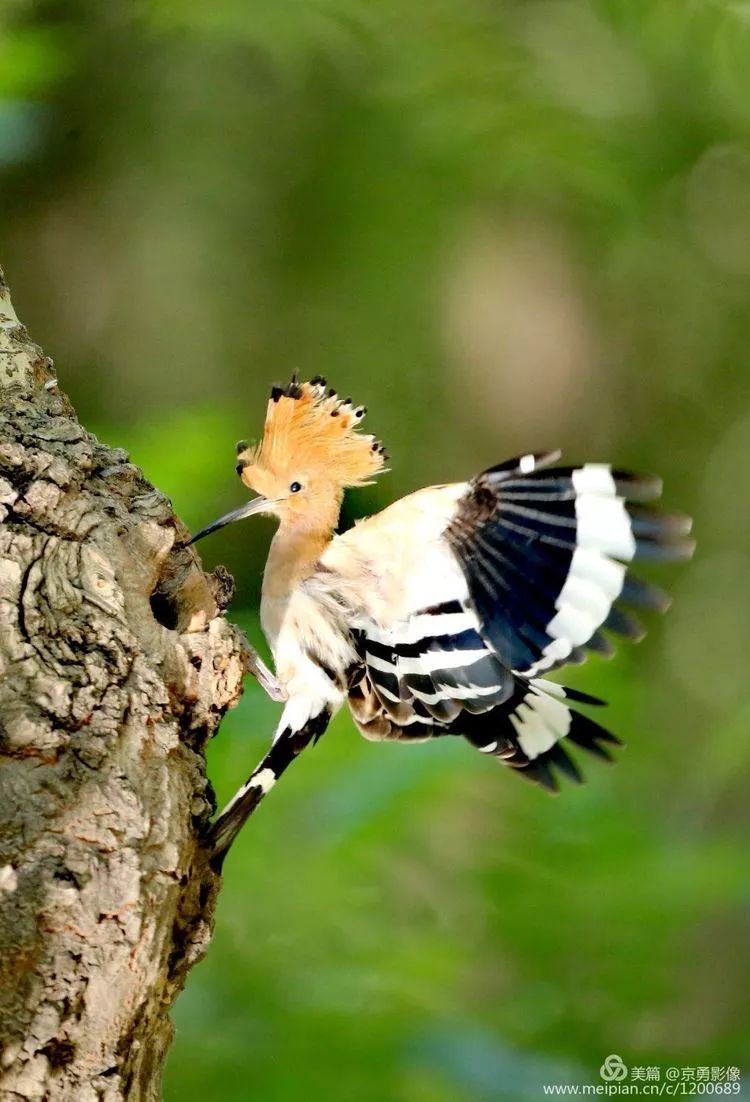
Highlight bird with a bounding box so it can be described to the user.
[189,376,694,861]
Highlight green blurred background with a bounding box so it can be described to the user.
[2,1,749,1097]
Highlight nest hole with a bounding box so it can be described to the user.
[150,588,179,630]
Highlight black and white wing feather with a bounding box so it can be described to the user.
[362,600,510,722]
[446,451,693,677]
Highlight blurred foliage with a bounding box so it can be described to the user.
[2,0,749,1097]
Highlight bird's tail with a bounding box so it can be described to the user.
[206,708,331,866]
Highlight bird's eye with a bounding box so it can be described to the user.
[289,481,302,494]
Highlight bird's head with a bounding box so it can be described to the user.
[188,377,387,544]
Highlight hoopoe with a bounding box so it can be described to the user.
[189,377,693,861]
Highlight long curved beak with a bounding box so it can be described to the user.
[187,496,275,545]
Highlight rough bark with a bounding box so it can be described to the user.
[0,265,245,1100]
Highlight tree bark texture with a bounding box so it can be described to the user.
[0,265,246,1100]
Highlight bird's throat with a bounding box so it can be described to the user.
[261,523,333,649]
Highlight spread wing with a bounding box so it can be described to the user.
[446,452,693,677]
[322,452,693,791]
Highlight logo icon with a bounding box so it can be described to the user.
[600,1054,628,1082]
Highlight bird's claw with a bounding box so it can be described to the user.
[241,641,287,702]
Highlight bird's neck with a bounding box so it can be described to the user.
[261,521,334,650]
[266,522,333,587]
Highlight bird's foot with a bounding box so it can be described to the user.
[241,641,287,702]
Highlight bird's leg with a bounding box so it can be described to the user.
[240,638,287,702]
[205,705,330,867]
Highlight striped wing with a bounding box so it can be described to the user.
[360,599,512,724]
[446,452,694,677]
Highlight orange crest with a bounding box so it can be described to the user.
[239,377,387,488]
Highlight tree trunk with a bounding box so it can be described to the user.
[0,265,245,1100]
